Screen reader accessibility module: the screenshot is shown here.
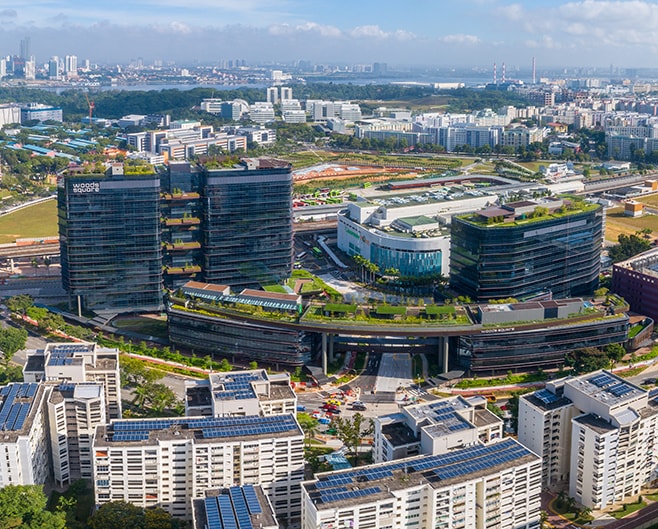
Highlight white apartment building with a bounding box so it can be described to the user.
[48,382,106,487]
[0,383,50,488]
[373,396,503,463]
[518,370,658,509]
[185,369,297,417]
[191,485,280,529]
[24,342,121,420]
[266,87,279,105]
[93,414,305,523]
[302,438,541,529]
[250,102,276,124]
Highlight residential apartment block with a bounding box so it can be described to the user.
[48,382,106,487]
[191,485,280,529]
[518,370,658,509]
[0,383,50,488]
[373,396,502,463]
[23,342,121,419]
[302,438,541,529]
[93,414,305,522]
[185,369,297,417]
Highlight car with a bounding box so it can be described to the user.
[296,405,306,412]
[326,398,342,406]
[352,403,367,411]
[318,417,331,425]
[322,403,339,411]
[326,408,341,415]
[312,411,322,419]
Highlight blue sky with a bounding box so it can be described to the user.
[0,1,657,68]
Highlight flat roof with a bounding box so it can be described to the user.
[305,438,537,509]
[209,371,267,401]
[566,371,645,407]
[0,383,41,435]
[97,414,301,446]
[193,485,276,529]
[405,397,475,438]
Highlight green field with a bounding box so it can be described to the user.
[0,199,58,244]
[605,207,658,243]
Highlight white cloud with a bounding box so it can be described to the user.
[439,34,480,45]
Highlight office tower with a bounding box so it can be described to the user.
[450,197,602,301]
[0,383,50,487]
[65,55,78,77]
[201,158,293,288]
[93,415,304,521]
[47,382,106,487]
[58,165,163,314]
[518,371,658,509]
[23,342,122,419]
[302,438,541,529]
[23,59,35,80]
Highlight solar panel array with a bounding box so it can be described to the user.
[588,372,638,399]
[535,389,560,405]
[214,373,261,401]
[109,414,298,442]
[311,438,533,505]
[47,344,90,366]
[319,486,381,504]
[204,487,263,529]
[424,400,471,432]
[0,383,38,432]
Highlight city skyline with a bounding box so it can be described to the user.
[1,1,658,69]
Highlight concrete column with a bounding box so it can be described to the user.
[321,332,328,375]
[328,334,334,364]
[440,336,449,373]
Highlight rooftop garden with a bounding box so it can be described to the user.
[459,198,600,228]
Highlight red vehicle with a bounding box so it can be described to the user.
[321,404,339,412]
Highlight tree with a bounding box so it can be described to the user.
[88,501,146,529]
[297,412,319,448]
[0,327,27,367]
[89,502,179,529]
[248,361,258,370]
[608,232,651,263]
[604,343,626,364]
[218,358,232,371]
[332,412,374,465]
[6,295,33,316]
[0,485,65,529]
[567,347,610,373]
[148,383,179,414]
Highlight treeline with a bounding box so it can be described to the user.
[0,84,531,122]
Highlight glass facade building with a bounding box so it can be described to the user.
[58,169,163,312]
[202,159,293,288]
[450,203,603,301]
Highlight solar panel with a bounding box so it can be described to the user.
[242,485,262,515]
[608,383,634,398]
[205,497,223,529]
[218,495,238,529]
[229,487,253,529]
[535,389,559,405]
[589,373,616,388]
[12,403,31,431]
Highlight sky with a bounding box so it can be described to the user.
[1,0,658,69]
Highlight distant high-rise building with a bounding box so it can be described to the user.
[0,59,6,79]
[48,57,59,80]
[280,86,292,101]
[65,55,78,77]
[58,165,164,314]
[266,86,279,104]
[19,37,30,60]
[23,59,35,80]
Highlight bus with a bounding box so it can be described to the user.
[312,246,323,258]
[296,251,307,259]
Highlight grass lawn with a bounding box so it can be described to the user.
[0,199,57,243]
[637,193,658,207]
[611,500,647,519]
[112,316,168,339]
[605,208,658,242]
[516,161,544,173]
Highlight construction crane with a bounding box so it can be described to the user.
[84,92,95,126]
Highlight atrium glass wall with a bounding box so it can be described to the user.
[58,173,163,312]
[450,207,603,301]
